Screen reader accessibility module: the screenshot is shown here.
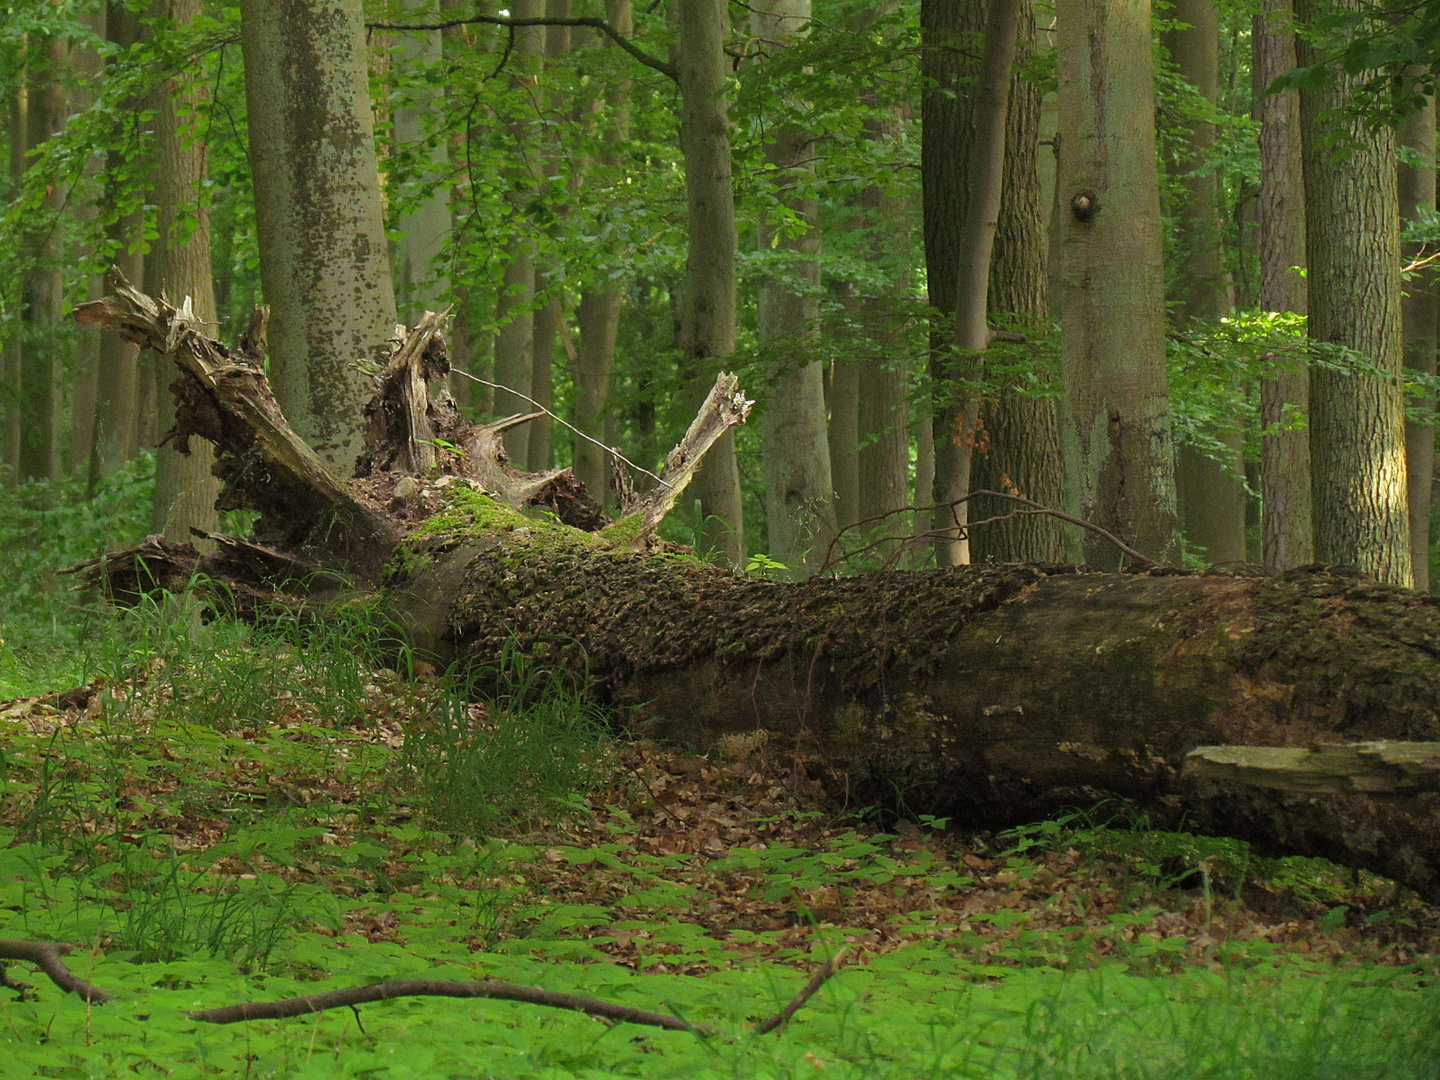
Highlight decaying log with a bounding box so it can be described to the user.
[1185,742,1440,794]
[72,278,1440,900]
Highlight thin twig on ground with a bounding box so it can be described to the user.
[192,978,700,1031]
[0,941,113,1004]
[754,948,848,1035]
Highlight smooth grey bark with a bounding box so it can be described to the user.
[68,20,104,476]
[148,0,221,543]
[827,355,860,531]
[18,33,68,482]
[490,0,544,469]
[240,0,398,473]
[677,0,744,565]
[1254,0,1312,569]
[1297,0,1410,586]
[753,0,835,575]
[933,0,1021,566]
[393,0,452,321]
[1167,0,1246,566]
[530,288,559,471]
[1399,92,1437,591]
[3,57,26,480]
[1054,0,1180,567]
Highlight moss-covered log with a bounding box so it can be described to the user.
[75,278,1440,900]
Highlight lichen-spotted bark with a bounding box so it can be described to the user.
[239,0,398,472]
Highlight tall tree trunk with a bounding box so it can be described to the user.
[149,0,221,541]
[1297,0,1410,586]
[530,288,559,470]
[3,53,27,482]
[1399,91,1437,591]
[857,348,908,527]
[753,0,835,576]
[18,33,68,482]
[931,0,1021,565]
[570,0,633,506]
[239,0,398,473]
[1254,0,1312,569]
[490,0,544,469]
[393,0,452,322]
[90,4,146,481]
[1168,0,1246,566]
[968,0,1065,564]
[827,354,860,532]
[68,17,105,477]
[677,0,744,565]
[1054,0,1179,567]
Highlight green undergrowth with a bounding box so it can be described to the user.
[0,598,1437,1075]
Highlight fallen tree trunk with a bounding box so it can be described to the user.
[74,274,1440,899]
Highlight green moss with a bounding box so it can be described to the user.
[597,513,646,546]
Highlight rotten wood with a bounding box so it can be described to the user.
[1184,742,1440,794]
[74,271,401,582]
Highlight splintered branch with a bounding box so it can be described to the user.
[192,978,698,1031]
[754,948,847,1035]
[622,372,753,541]
[0,941,112,1004]
[73,269,401,581]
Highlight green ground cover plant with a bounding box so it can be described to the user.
[0,487,1437,1077]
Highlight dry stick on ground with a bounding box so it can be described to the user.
[816,491,1159,575]
[753,948,848,1035]
[192,978,705,1031]
[0,941,112,1004]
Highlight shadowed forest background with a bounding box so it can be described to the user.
[2,0,1440,1076]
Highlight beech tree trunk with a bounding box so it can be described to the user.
[3,58,27,481]
[393,0,452,322]
[1054,0,1179,567]
[1254,0,1313,570]
[754,0,836,577]
[1167,0,1247,569]
[149,0,221,543]
[677,0,745,566]
[76,276,1440,902]
[240,0,398,472]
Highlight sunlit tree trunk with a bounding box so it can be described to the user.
[240,0,398,473]
[752,0,834,574]
[1297,0,1410,586]
[677,0,744,564]
[1399,91,1437,591]
[1054,0,1180,566]
[490,0,544,468]
[1168,0,1246,566]
[147,0,221,541]
[1254,0,1312,569]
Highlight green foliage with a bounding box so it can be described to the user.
[400,650,612,836]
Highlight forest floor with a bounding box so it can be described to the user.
[0,597,1438,1079]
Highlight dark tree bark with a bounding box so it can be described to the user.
[73,275,1440,901]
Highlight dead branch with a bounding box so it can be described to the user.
[0,941,112,1004]
[191,977,699,1031]
[357,311,451,477]
[74,269,401,581]
[1184,741,1440,795]
[754,948,848,1035]
[818,490,1159,575]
